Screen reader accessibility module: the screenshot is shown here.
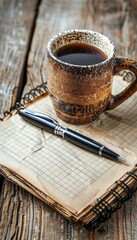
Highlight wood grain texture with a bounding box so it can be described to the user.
[0,0,39,119]
[1,179,137,240]
[0,0,137,239]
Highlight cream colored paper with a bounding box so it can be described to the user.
[0,75,137,221]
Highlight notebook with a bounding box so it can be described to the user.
[0,72,137,230]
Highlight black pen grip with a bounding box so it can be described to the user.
[64,128,102,155]
[64,128,119,160]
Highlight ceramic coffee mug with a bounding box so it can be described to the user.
[47,29,137,124]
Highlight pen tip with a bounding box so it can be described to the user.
[117,156,127,163]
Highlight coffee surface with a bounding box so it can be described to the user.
[55,43,107,65]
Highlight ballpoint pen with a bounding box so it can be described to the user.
[18,108,126,163]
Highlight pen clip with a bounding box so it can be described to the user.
[35,113,59,125]
[19,108,59,125]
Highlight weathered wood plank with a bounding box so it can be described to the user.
[1,178,137,240]
[0,0,39,119]
[0,0,137,239]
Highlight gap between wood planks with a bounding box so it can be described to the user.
[16,0,42,103]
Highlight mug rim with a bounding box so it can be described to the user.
[47,29,115,68]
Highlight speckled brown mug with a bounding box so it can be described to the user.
[47,29,137,124]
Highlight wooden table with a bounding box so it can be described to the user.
[0,0,137,239]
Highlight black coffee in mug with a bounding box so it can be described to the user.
[55,43,107,65]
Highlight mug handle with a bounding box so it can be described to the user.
[106,58,137,110]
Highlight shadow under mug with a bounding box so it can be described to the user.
[47,29,137,125]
